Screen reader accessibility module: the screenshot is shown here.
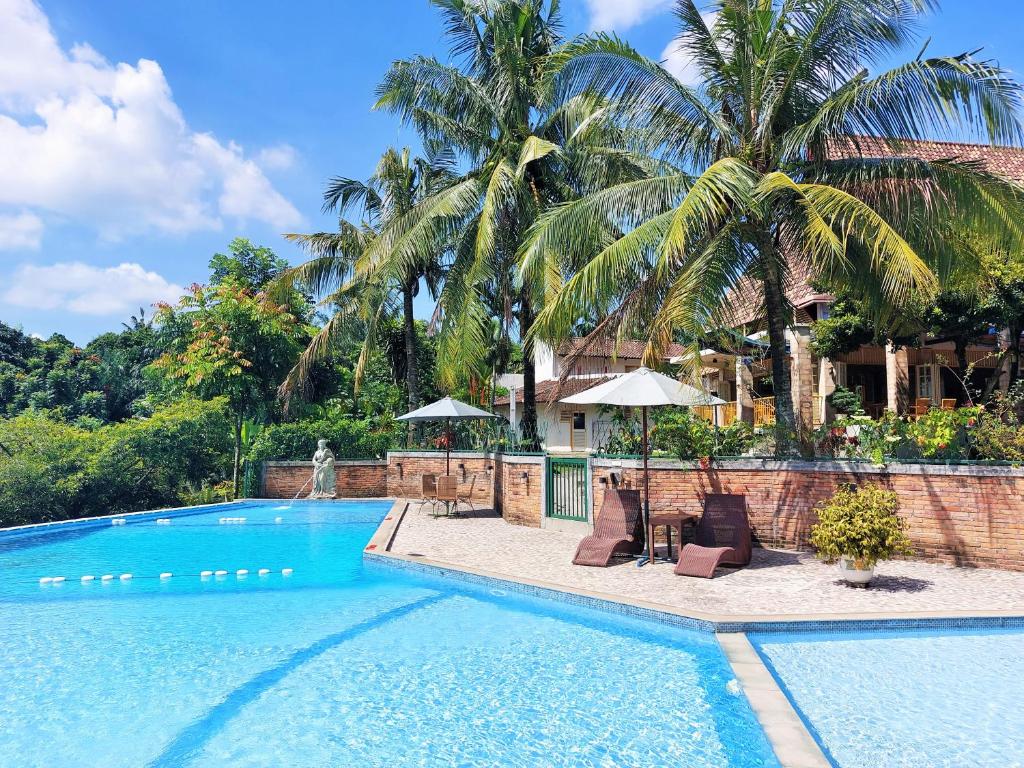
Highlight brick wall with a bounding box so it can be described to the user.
[385,452,495,506]
[496,455,544,527]
[592,458,1024,571]
[260,461,387,499]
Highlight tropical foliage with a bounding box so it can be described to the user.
[524,0,1024,454]
[0,399,233,528]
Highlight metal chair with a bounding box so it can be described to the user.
[434,475,459,518]
[455,473,479,516]
[419,473,438,514]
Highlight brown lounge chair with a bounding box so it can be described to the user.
[572,489,644,567]
[674,494,752,578]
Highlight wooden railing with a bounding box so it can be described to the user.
[753,396,775,427]
[693,402,739,427]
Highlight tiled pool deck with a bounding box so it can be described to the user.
[379,501,1024,624]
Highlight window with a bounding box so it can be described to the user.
[916,365,933,401]
[572,412,586,431]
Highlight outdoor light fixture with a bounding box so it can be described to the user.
[395,462,403,478]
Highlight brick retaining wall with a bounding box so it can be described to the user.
[385,452,495,506]
[260,460,387,499]
[592,458,1024,571]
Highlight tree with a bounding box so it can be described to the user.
[150,280,306,494]
[372,0,656,444]
[210,237,290,291]
[524,0,1024,454]
[279,147,451,417]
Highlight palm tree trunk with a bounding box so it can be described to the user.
[402,276,419,448]
[760,242,798,457]
[519,290,538,449]
[403,276,419,412]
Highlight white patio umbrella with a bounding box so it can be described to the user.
[562,368,725,566]
[396,396,497,474]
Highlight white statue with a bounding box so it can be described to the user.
[309,439,336,499]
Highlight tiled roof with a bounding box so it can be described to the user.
[555,338,687,360]
[829,135,1024,182]
[494,376,616,406]
[723,136,1024,326]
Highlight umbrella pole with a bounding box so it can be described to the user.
[446,417,451,475]
[643,405,654,566]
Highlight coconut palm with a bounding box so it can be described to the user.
[524,0,1024,453]
[277,147,453,412]
[370,0,659,444]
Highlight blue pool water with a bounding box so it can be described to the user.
[0,501,780,767]
[753,629,1024,768]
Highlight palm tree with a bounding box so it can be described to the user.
[370,0,658,444]
[524,0,1024,453]
[278,147,452,413]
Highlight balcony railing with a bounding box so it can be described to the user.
[753,396,775,427]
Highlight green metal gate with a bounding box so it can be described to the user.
[545,457,589,521]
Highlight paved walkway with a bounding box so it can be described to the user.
[390,504,1024,618]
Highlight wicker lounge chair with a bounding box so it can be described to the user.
[674,494,751,578]
[572,489,644,567]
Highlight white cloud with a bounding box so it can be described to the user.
[660,12,719,86]
[585,0,673,31]
[256,144,298,171]
[0,212,43,250]
[0,0,303,242]
[2,261,184,316]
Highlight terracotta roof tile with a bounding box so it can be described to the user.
[494,376,617,406]
[555,338,687,360]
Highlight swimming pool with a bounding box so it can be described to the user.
[0,501,780,767]
[752,628,1024,768]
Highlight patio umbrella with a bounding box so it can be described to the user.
[396,396,497,474]
[562,368,725,566]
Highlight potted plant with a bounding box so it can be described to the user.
[809,486,913,586]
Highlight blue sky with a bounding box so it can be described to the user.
[1,0,1022,343]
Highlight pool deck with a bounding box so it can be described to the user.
[376,501,1024,624]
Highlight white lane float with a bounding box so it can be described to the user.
[281,568,293,576]
[236,569,248,577]
[274,517,283,524]
[200,570,213,578]
[258,568,270,576]
[120,573,133,581]
[39,577,53,585]
[156,518,172,525]
[160,572,173,579]
[101,574,114,582]
[111,518,127,526]
[81,575,95,583]
[214,570,228,576]
[52,576,66,584]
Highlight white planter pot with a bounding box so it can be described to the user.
[838,556,874,586]
[845,424,862,438]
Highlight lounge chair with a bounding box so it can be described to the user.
[674,494,751,578]
[572,489,643,567]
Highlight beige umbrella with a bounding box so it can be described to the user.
[562,368,724,566]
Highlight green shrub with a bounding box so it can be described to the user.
[651,408,754,460]
[810,486,913,567]
[0,399,232,527]
[827,386,864,416]
[247,415,400,463]
[972,386,1024,462]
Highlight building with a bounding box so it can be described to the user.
[697,137,1024,432]
[493,339,686,453]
